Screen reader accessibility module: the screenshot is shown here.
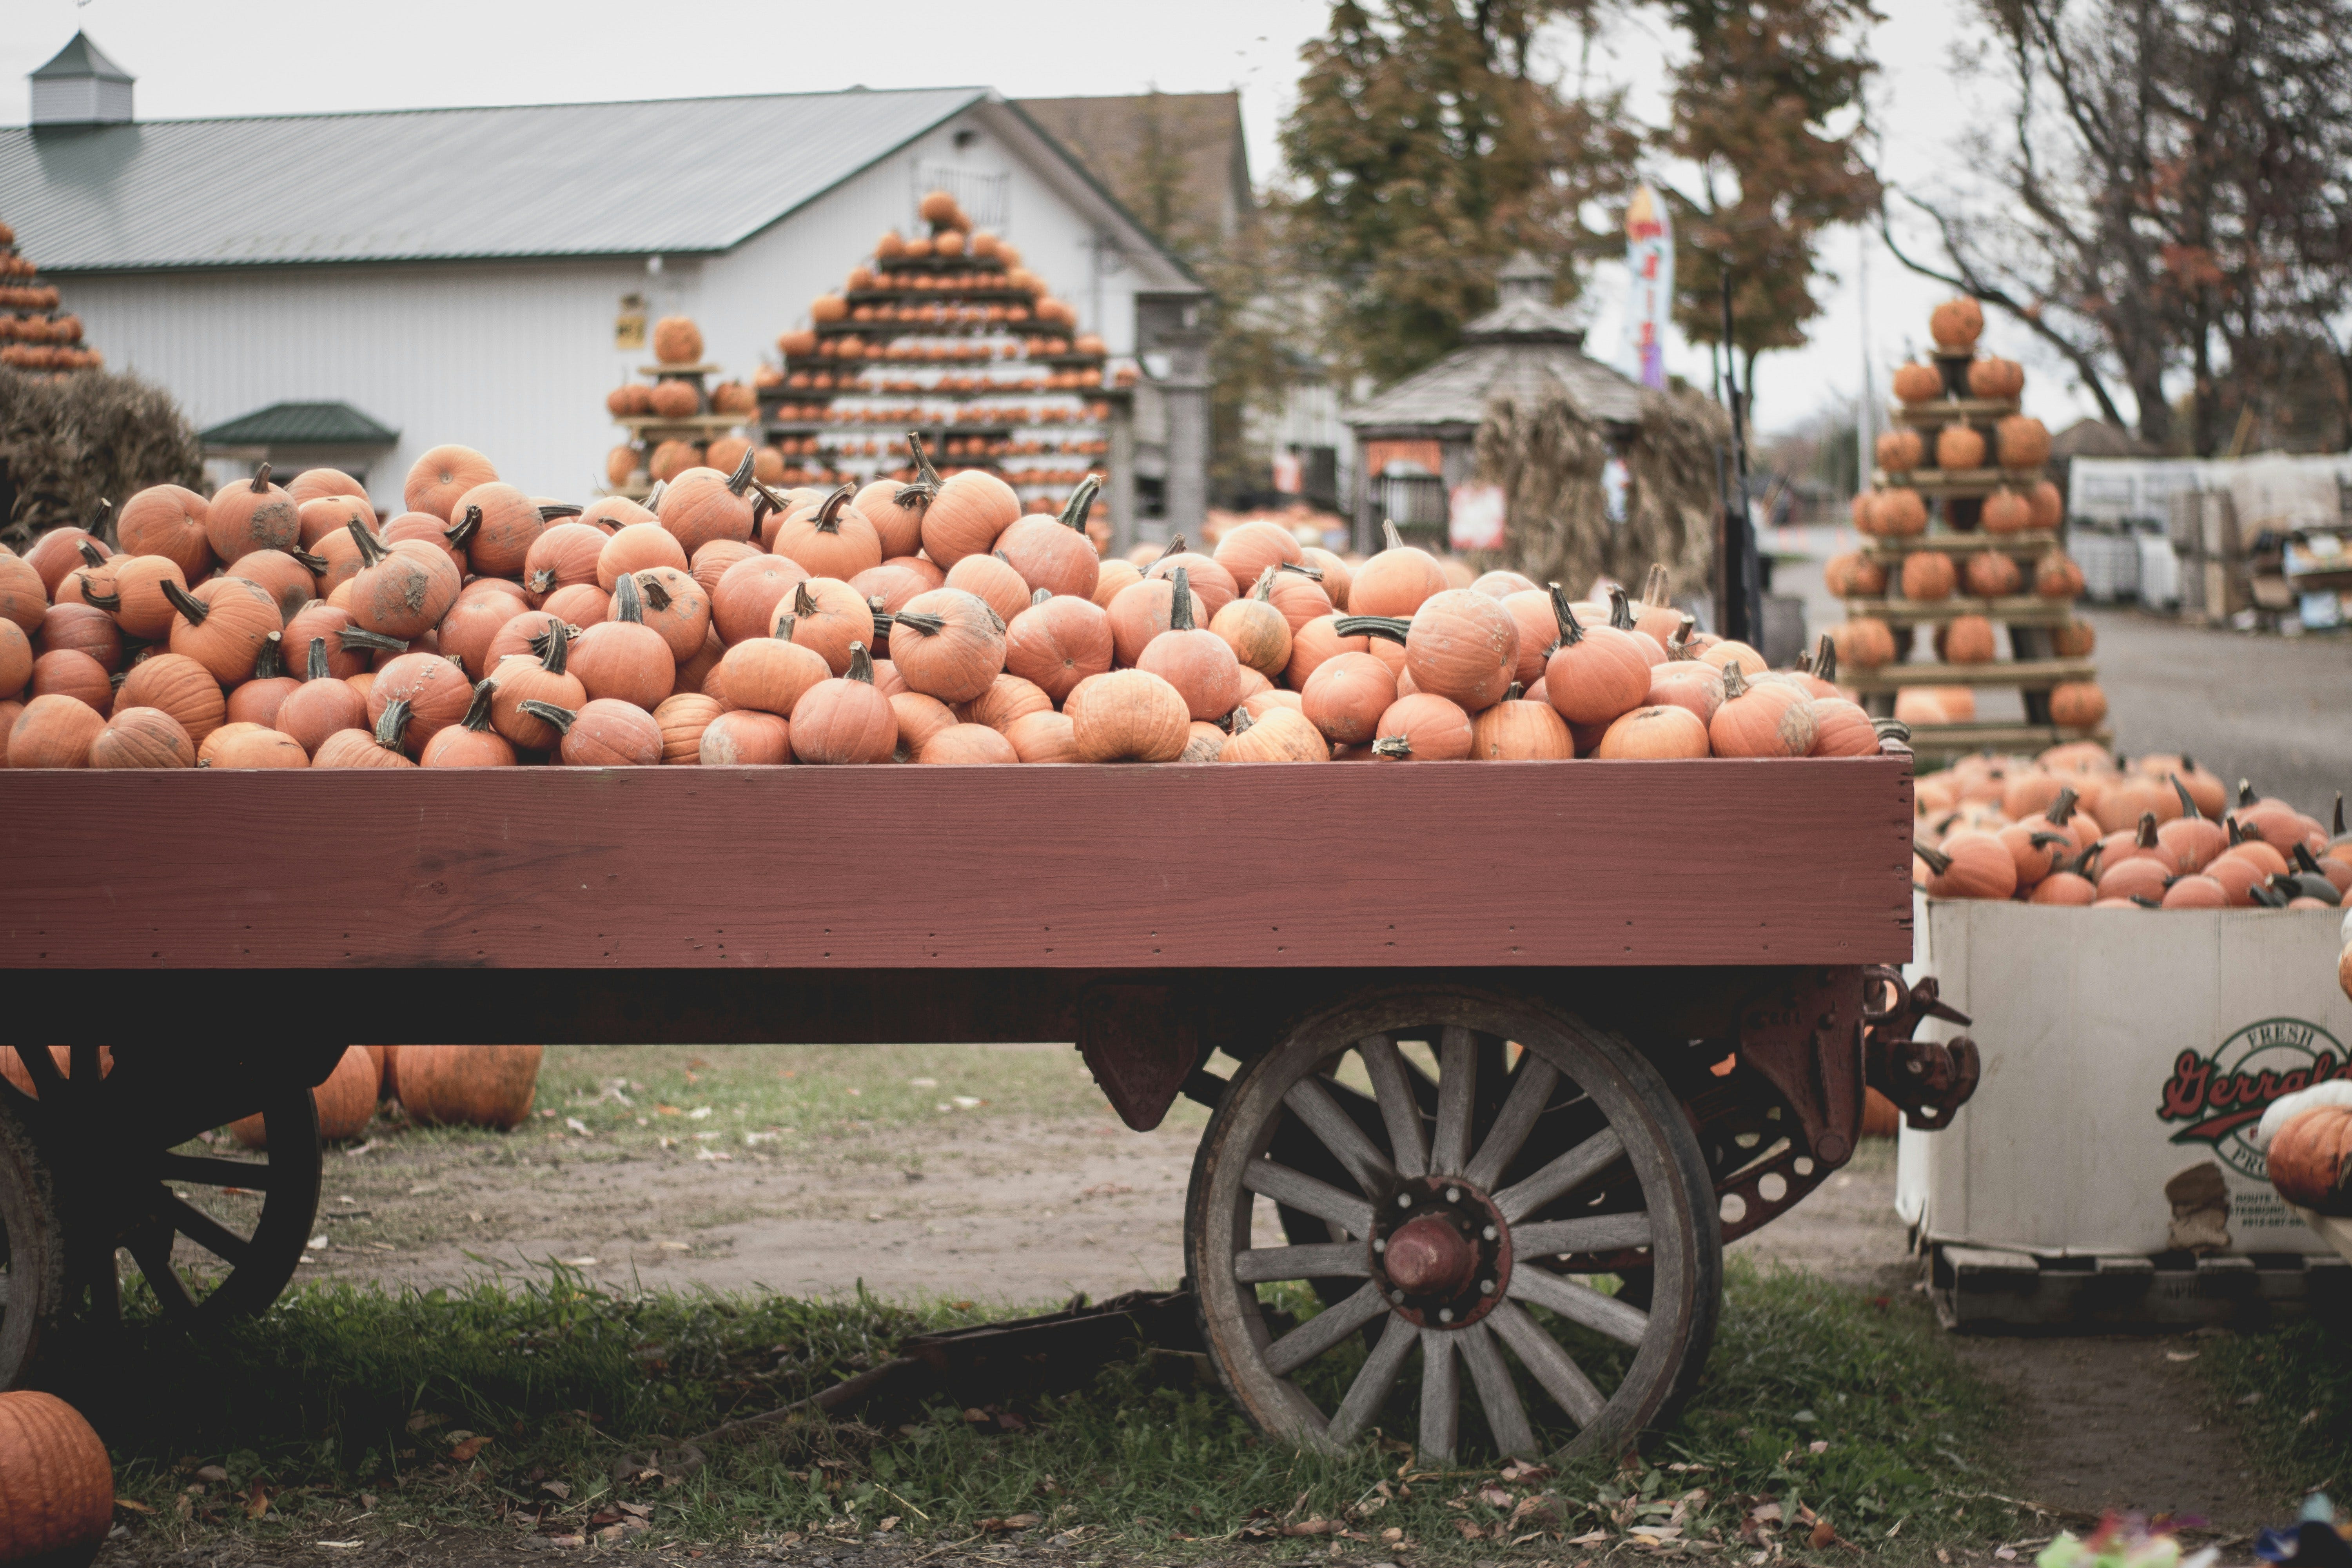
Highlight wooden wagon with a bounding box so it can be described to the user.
[0,756,1976,1462]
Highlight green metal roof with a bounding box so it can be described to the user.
[199,402,398,447]
[31,33,134,85]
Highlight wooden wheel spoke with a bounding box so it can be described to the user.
[1243,1159,1376,1237]
[1417,1327,1460,1463]
[1464,1054,1560,1190]
[1356,1034,1430,1180]
[1325,1316,1418,1447]
[1494,1129,1625,1223]
[125,1223,199,1319]
[1281,1076,1397,1196]
[12,1046,65,1100]
[1264,1281,1390,1378]
[1508,1263,1650,1346]
[1486,1297,1607,1427]
[156,1152,274,1191]
[1232,1242,1370,1284]
[1512,1212,1653,1257]
[1431,1027,1478,1175]
[1457,1321,1538,1457]
[160,1193,254,1268]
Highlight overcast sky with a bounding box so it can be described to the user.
[2,0,2090,440]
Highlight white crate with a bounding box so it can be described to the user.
[1895,895,2352,1259]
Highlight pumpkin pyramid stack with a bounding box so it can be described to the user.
[601,316,772,498]
[761,189,1125,524]
[0,219,100,373]
[1820,297,2102,759]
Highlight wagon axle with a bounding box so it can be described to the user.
[1372,1179,1512,1328]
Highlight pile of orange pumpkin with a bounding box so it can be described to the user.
[1912,745,2350,909]
[0,219,100,373]
[221,1044,543,1146]
[0,437,1900,769]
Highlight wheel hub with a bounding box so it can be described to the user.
[1370,1176,1513,1329]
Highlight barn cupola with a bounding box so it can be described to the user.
[30,33,136,130]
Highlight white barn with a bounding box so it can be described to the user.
[0,34,1209,541]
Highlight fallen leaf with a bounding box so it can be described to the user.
[1455,1519,1489,1541]
[1478,1487,1514,1508]
[616,1502,650,1519]
[1996,1549,2018,1561]
[1809,1439,1829,1454]
[113,1498,154,1514]
[451,1436,491,1462]
[1569,1529,1614,1546]
[194,1465,229,1483]
[405,1413,443,1432]
[540,1481,570,1499]
[878,1517,899,1533]
[1811,1518,1836,1550]
[1749,1503,1782,1525]
[2164,1350,2199,1363]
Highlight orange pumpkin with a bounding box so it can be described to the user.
[2035,552,2085,600]
[89,705,193,769]
[1962,550,2021,598]
[1940,614,1997,664]
[2028,481,2064,530]
[1596,704,1708,759]
[771,483,882,580]
[1919,829,2016,899]
[404,445,498,522]
[1935,425,1987,471]
[921,469,1021,568]
[699,708,792,765]
[1809,698,1880,758]
[652,317,704,365]
[1541,591,1650,727]
[889,587,1007,704]
[571,573,677,708]
[2267,1107,2352,1211]
[1219,703,1330,762]
[790,643,898,764]
[1874,428,1924,472]
[117,484,214,579]
[1136,568,1243,721]
[1967,357,2025,398]
[713,554,812,646]
[231,1044,378,1147]
[2049,681,2107,729]
[1468,690,1573,759]
[397,1045,543,1129]
[1981,489,2032,534]
[1213,518,1304,591]
[369,650,472,755]
[1368,692,1472,760]
[9,693,106,767]
[1929,297,1984,350]
[918,722,1020,764]
[1002,708,1080,764]
[1348,520,1445,618]
[1870,489,1928,536]
[1996,415,2051,468]
[1901,551,1958,602]
[1301,650,1397,746]
[0,1389,114,1566]
[1708,662,1816,759]
[165,575,281,685]
[1067,668,1190,762]
[207,464,302,560]
[1891,362,1944,402]
[1375,588,1520,712]
[995,477,1102,601]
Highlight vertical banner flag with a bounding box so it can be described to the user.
[1623,185,1673,390]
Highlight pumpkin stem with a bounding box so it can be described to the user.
[291,548,327,572]
[304,637,332,681]
[1642,562,1670,609]
[1871,717,1912,743]
[1030,587,1053,608]
[250,462,273,494]
[815,483,855,533]
[791,579,818,620]
[2169,773,2201,821]
[2130,894,2163,909]
[2250,881,2287,908]
[539,503,584,522]
[337,626,408,653]
[613,572,648,625]
[2136,811,2159,851]
[516,697,577,737]
[1371,733,1413,759]
[1152,534,1188,567]
[251,631,285,681]
[89,496,113,533]
[646,479,669,511]
[457,679,497,733]
[1229,705,1255,735]
[1504,680,1524,701]
[2030,831,2072,851]
[1549,584,1585,644]
[2239,778,2258,806]
[1914,841,1953,875]
[867,596,898,632]
[771,613,796,641]
[1607,584,1635,632]
[899,433,944,503]
[846,642,875,684]
[161,579,208,625]
[727,448,758,496]
[2294,842,2325,875]
[1249,566,1278,603]
[2227,817,2246,847]
[347,519,388,568]
[374,697,412,750]
[527,567,557,595]
[893,609,944,637]
[1057,475,1102,530]
[1720,660,1748,699]
[540,618,571,675]
[1381,519,1405,552]
[2043,785,2079,826]
[1277,559,1325,582]
[445,506,482,550]
[1333,614,1410,645]
[77,571,120,611]
[76,537,105,568]
[2335,791,2345,835]
[639,574,674,613]
[1168,566,1196,631]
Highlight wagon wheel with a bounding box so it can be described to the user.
[0,1091,68,1390]
[1186,988,1720,1463]
[7,1046,322,1334]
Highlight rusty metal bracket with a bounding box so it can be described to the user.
[1077,982,1198,1132]
[1860,965,1982,1131]
[1735,967,1868,1169]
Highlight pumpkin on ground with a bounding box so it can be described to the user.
[0,1389,114,1568]
[396,1045,544,1130]
[230,1045,379,1147]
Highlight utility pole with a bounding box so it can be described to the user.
[1717,271,1762,643]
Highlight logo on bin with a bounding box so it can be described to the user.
[2157,1017,2350,1178]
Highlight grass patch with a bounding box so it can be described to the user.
[2202,1320,2352,1498]
[89,1258,2015,1560]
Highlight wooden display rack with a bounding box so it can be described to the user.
[1849,353,2106,760]
[758,225,1123,509]
[603,361,753,501]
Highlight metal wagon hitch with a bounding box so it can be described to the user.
[1860,966,1981,1131]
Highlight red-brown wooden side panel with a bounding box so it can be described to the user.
[0,757,1913,971]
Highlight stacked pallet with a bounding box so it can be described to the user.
[1826,298,2108,761]
[0,220,99,373]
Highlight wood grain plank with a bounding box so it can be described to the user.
[0,757,1914,971]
